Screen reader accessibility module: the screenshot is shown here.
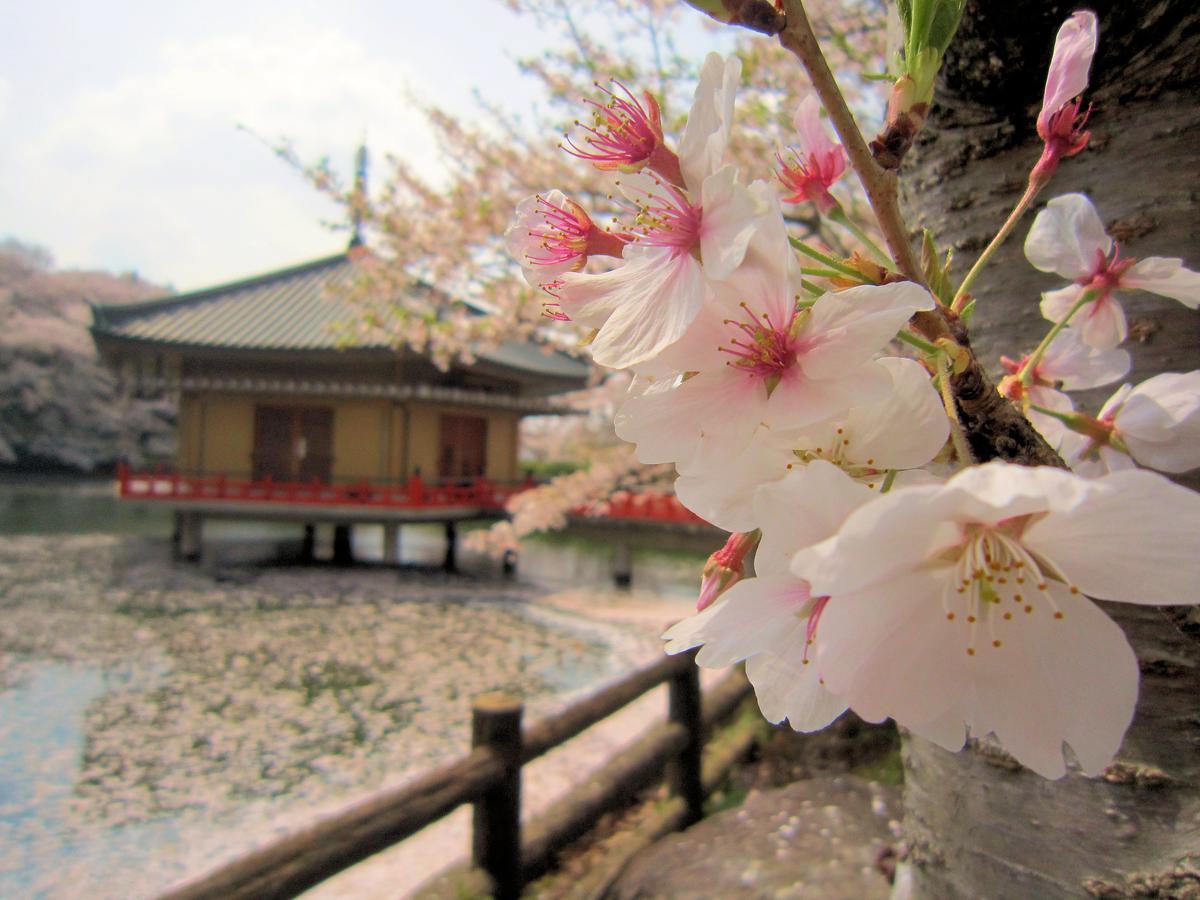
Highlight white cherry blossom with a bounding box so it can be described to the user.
[1025,193,1200,350]
[505,190,627,287]
[663,462,872,731]
[1067,371,1200,476]
[554,54,770,370]
[1000,328,1130,450]
[674,356,948,532]
[614,276,934,474]
[792,462,1200,778]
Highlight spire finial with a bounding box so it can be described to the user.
[349,140,369,249]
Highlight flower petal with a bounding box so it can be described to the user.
[814,571,966,727]
[1078,294,1128,351]
[747,648,847,731]
[752,461,874,576]
[557,247,705,369]
[698,165,767,281]
[1025,193,1110,279]
[673,435,792,534]
[1123,257,1200,308]
[1038,11,1098,135]
[838,356,949,470]
[678,52,740,190]
[1026,468,1200,605]
[615,369,764,471]
[797,282,935,380]
[967,585,1137,778]
[1038,327,1130,390]
[663,574,809,667]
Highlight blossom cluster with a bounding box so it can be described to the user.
[505,14,1200,779]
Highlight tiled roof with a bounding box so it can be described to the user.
[90,253,588,382]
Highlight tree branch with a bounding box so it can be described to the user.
[777,0,922,284]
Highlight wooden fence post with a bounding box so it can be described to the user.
[667,650,704,828]
[472,692,524,900]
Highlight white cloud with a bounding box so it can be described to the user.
[4,27,437,289]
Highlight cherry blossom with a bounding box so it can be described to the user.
[664,461,873,731]
[505,190,628,287]
[613,275,935,474]
[1025,193,1200,349]
[553,54,770,370]
[1033,11,1098,180]
[1061,371,1200,476]
[999,327,1129,449]
[776,95,847,213]
[562,80,683,186]
[674,356,948,533]
[792,462,1200,778]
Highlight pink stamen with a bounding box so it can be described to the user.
[1032,98,1091,181]
[802,595,831,664]
[539,280,573,321]
[619,175,704,259]
[776,147,845,213]
[1076,243,1137,297]
[562,82,683,186]
[719,302,799,381]
[523,195,629,272]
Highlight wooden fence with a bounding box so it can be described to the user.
[157,652,755,900]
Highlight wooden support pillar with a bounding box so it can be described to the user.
[443,520,458,573]
[612,541,633,590]
[175,511,203,563]
[332,524,354,565]
[300,523,316,563]
[382,523,400,566]
[471,692,524,900]
[667,649,704,828]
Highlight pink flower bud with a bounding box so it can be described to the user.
[776,96,846,213]
[1033,11,1098,180]
[697,530,760,611]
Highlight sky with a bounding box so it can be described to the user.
[0,1,598,291]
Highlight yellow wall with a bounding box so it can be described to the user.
[194,394,257,476]
[487,411,520,482]
[178,393,519,482]
[177,394,205,472]
[331,399,391,481]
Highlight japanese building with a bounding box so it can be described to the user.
[89,251,589,562]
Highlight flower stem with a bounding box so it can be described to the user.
[828,206,891,267]
[952,178,1044,309]
[1028,404,1075,424]
[788,237,864,278]
[896,330,939,355]
[777,0,921,284]
[802,266,862,281]
[938,352,974,466]
[799,278,824,297]
[1017,289,1096,385]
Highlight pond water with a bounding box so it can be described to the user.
[0,476,708,898]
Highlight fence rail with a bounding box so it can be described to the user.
[157,652,753,900]
[115,464,707,525]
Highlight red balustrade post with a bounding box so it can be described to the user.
[407,473,425,505]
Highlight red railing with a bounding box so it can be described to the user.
[114,464,707,525]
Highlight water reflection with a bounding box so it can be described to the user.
[0,478,706,897]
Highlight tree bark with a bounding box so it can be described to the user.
[899,2,1200,897]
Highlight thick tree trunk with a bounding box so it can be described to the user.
[899,2,1200,897]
